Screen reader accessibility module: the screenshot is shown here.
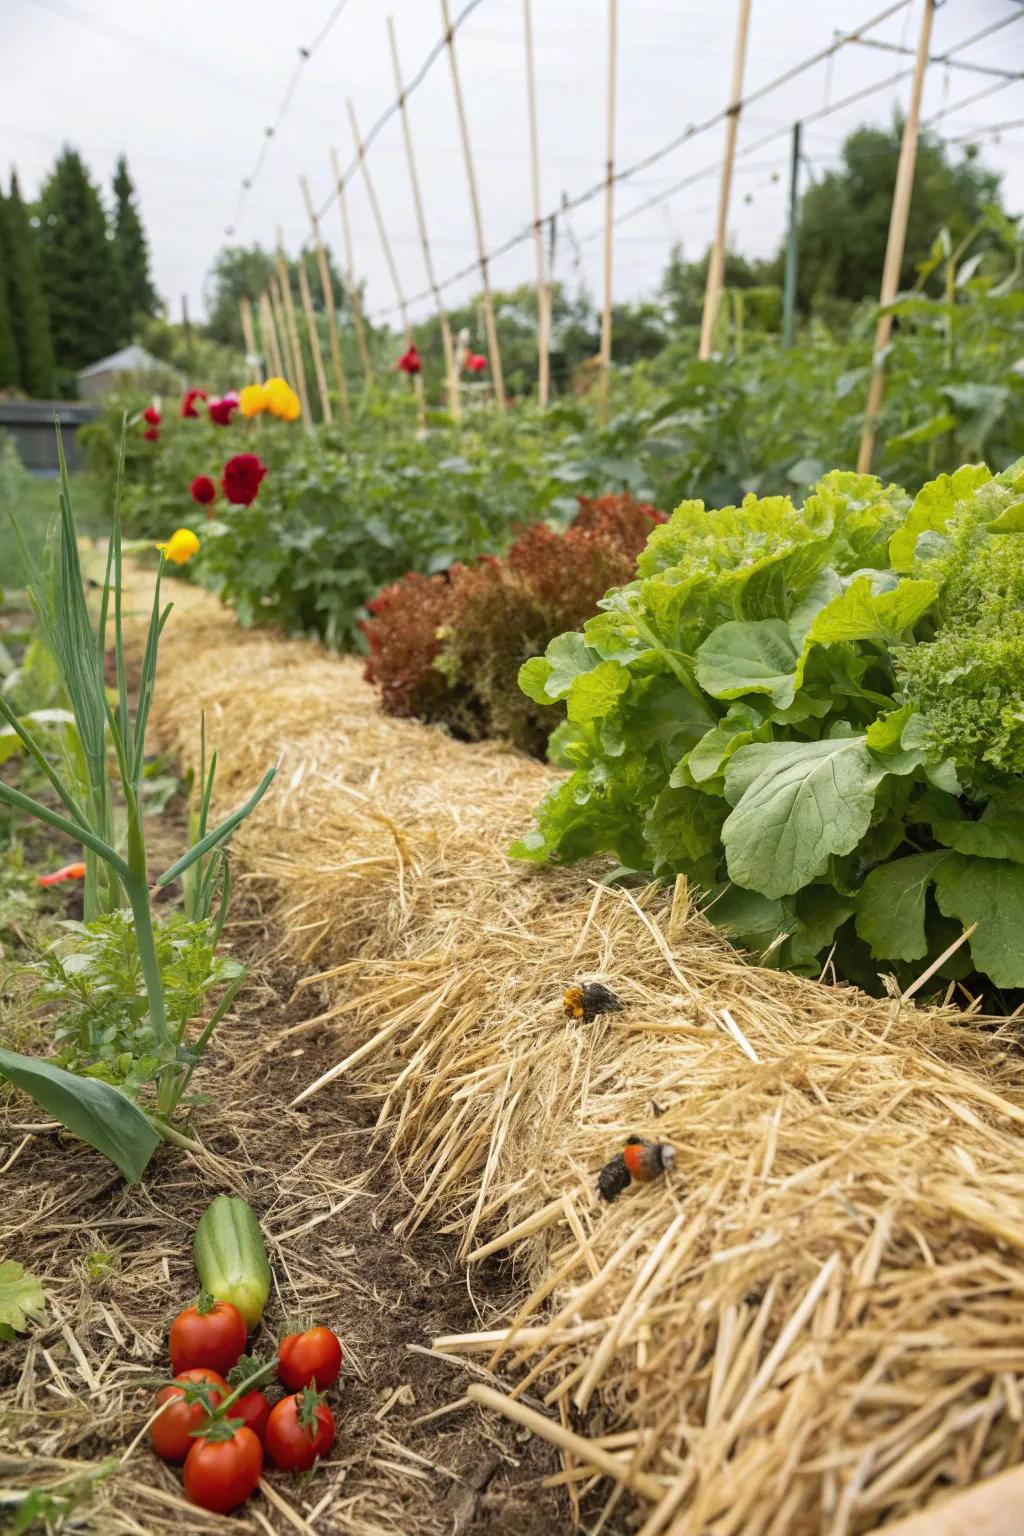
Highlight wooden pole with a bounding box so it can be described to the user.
[857,0,936,473]
[346,99,425,428]
[259,289,284,379]
[300,175,351,424]
[597,0,618,413]
[239,296,262,381]
[330,146,374,392]
[440,0,506,410]
[274,236,313,426]
[268,277,291,382]
[523,0,550,407]
[297,257,332,425]
[387,15,461,423]
[781,120,802,349]
[698,0,753,361]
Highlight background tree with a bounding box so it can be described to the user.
[0,189,22,390]
[111,155,158,328]
[35,148,122,387]
[3,171,55,397]
[795,118,1002,308]
[203,244,347,349]
[660,244,780,328]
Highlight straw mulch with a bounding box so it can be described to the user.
[142,579,1024,1534]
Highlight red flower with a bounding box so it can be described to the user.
[181,388,207,418]
[190,475,217,506]
[465,353,487,374]
[208,393,239,426]
[397,345,422,375]
[221,453,267,506]
[144,427,160,441]
[143,404,161,425]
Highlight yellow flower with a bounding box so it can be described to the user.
[158,528,200,565]
[239,383,269,417]
[264,376,301,421]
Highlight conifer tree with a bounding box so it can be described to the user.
[35,147,122,380]
[0,189,22,390]
[4,171,54,397]
[111,155,158,323]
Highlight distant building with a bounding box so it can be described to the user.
[77,344,183,399]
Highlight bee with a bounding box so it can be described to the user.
[563,982,623,1022]
[597,1136,676,1202]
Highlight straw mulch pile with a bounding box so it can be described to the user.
[142,578,1024,1535]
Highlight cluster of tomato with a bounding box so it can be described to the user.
[149,1297,342,1514]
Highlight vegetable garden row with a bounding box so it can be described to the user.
[3,246,1024,1533]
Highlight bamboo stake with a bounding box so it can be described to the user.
[268,279,290,382]
[440,0,506,410]
[259,290,284,379]
[387,15,461,423]
[347,99,425,429]
[238,297,262,382]
[297,257,332,425]
[597,0,618,414]
[523,0,550,407]
[857,0,937,472]
[698,0,754,361]
[329,146,374,393]
[300,175,351,424]
[274,236,313,427]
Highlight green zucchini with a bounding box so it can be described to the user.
[194,1196,270,1328]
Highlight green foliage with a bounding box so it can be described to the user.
[0,1259,46,1340]
[515,457,1024,1000]
[111,155,159,324]
[0,431,275,1176]
[35,148,123,386]
[28,908,243,1097]
[796,120,1002,309]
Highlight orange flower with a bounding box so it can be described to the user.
[38,861,86,887]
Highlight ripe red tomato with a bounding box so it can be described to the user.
[231,1388,271,1439]
[150,1368,228,1463]
[184,1423,263,1513]
[169,1298,247,1376]
[277,1327,342,1391]
[264,1390,335,1472]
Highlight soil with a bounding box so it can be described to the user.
[1,872,619,1535]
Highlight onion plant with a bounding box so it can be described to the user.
[0,429,275,1180]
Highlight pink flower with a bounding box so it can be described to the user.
[397,346,422,375]
[143,404,161,425]
[144,427,160,442]
[465,353,487,374]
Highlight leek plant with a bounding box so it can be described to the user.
[0,430,275,1181]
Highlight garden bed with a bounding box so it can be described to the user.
[121,577,1024,1535]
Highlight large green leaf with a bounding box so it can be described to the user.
[0,1048,160,1183]
[805,575,937,647]
[722,735,886,898]
[855,850,949,963]
[933,856,1024,989]
[889,464,993,572]
[679,703,768,786]
[694,620,802,709]
[566,661,630,724]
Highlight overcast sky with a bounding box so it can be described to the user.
[5,0,1023,329]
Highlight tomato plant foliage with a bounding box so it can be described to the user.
[515,458,1024,996]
